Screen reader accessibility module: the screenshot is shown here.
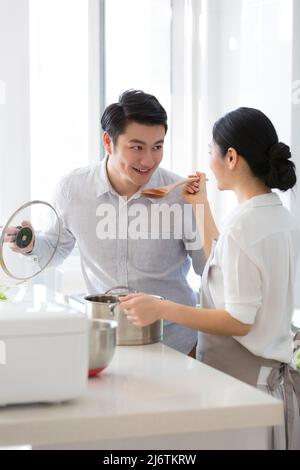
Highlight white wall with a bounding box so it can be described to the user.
[196,0,294,224]
[291,0,300,307]
[0,0,31,224]
[192,0,299,306]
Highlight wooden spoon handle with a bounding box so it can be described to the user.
[173,176,200,188]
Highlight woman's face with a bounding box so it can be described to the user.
[209,140,231,190]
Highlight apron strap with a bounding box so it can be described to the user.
[201,239,218,308]
[292,331,300,410]
[267,361,300,450]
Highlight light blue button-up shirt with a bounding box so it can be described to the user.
[32,158,205,353]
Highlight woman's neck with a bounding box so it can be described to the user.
[234,178,271,204]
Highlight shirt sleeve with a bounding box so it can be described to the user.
[221,232,262,324]
[26,177,76,268]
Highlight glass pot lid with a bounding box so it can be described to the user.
[0,200,60,283]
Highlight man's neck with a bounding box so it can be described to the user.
[106,158,140,199]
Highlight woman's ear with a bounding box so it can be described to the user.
[103,132,113,155]
[226,147,238,170]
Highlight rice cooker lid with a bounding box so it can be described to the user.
[0,200,60,285]
[0,301,88,337]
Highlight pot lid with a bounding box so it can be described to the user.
[0,200,60,284]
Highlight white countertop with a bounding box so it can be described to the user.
[0,342,283,448]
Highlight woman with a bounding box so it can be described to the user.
[120,107,300,450]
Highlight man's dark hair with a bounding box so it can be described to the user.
[101,89,168,144]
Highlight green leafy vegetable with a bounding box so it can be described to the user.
[294,349,300,371]
[0,291,8,301]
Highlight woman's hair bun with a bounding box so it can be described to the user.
[265,142,296,191]
[267,142,292,162]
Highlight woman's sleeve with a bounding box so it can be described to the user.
[221,233,262,324]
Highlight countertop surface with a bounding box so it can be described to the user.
[0,342,283,447]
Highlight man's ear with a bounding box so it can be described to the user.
[103,132,113,155]
[226,147,238,170]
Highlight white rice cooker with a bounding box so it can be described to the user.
[0,201,88,406]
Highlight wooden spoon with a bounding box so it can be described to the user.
[141,176,200,199]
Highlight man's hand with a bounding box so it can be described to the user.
[119,293,166,327]
[4,220,35,254]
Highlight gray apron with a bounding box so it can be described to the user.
[197,239,300,450]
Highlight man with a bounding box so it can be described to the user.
[15,90,205,355]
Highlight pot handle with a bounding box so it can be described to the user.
[108,301,120,317]
[105,285,135,295]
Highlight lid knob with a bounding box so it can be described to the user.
[15,226,33,249]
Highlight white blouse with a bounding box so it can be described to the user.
[208,192,300,363]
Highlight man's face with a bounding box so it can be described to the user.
[104,122,165,187]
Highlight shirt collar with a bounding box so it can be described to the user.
[96,158,164,202]
[222,192,283,229]
[240,191,283,209]
[96,156,119,197]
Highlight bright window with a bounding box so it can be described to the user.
[29,0,89,202]
[105,0,172,169]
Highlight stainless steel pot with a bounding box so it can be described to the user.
[88,318,117,377]
[84,286,163,346]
